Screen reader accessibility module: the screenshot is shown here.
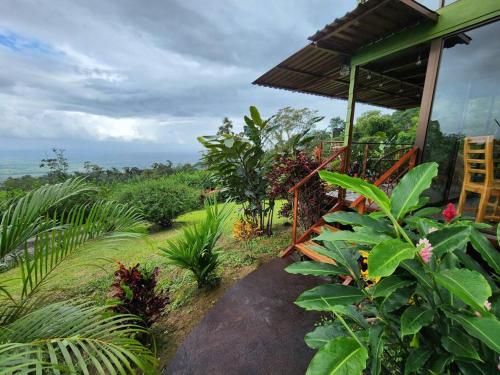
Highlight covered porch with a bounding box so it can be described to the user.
[253,0,500,259]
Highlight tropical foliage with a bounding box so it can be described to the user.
[266,151,332,229]
[287,163,500,374]
[0,179,158,374]
[112,176,201,227]
[109,262,169,328]
[198,106,275,234]
[160,197,232,288]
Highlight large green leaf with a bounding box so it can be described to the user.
[428,226,471,257]
[400,306,434,337]
[457,360,498,375]
[371,276,414,298]
[329,305,368,328]
[380,287,414,313]
[315,228,390,245]
[404,348,432,375]
[285,261,346,277]
[401,260,433,290]
[470,229,500,274]
[323,211,392,234]
[295,285,365,311]
[368,239,418,278]
[446,312,500,352]
[306,337,368,375]
[434,269,491,311]
[369,326,384,375]
[321,241,360,280]
[318,171,391,215]
[305,323,347,349]
[390,162,438,220]
[441,327,481,361]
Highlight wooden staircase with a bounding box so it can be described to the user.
[284,146,419,263]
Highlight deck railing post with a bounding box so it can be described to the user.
[292,189,298,245]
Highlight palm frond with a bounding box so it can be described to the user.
[161,197,232,287]
[0,178,95,258]
[0,300,157,374]
[0,200,147,324]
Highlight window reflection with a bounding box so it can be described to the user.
[422,21,500,204]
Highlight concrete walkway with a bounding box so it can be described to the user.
[164,257,323,375]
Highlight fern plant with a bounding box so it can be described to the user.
[160,197,232,288]
[0,179,158,374]
[287,163,500,374]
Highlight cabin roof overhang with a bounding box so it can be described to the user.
[253,0,439,110]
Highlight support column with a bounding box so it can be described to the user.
[343,65,358,170]
[415,38,443,162]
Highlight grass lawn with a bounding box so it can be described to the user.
[0,202,292,370]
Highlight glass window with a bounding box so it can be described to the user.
[422,21,500,204]
[416,0,439,10]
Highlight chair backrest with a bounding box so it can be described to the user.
[463,135,494,187]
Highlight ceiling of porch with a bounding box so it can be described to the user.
[253,0,438,110]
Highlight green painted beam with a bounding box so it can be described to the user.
[343,66,358,147]
[352,0,500,66]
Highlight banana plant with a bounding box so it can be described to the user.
[286,163,500,374]
[0,179,157,374]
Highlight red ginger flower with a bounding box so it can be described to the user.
[442,203,457,222]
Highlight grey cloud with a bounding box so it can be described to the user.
[0,0,383,154]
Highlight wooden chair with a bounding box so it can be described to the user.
[457,136,500,222]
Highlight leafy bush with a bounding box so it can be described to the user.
[168,170,213,190]
[198,106,275,235]
[286,163,500,374]
[109,262,169,328]
[160,197,232,288]
[266,151,333,229]
[112,177,200,227]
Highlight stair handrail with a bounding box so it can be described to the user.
[289,146,347,245]
[350,147,419,213]
[289,146,347,193]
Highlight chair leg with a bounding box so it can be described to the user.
[457,188,467,215]
[476,189,491,223]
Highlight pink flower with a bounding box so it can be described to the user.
[484,300,492,310]
[443,203,457,222]
[417,238,433,263]
[474,300,492,317]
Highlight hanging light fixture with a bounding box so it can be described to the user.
[339,64,351,77]
[416,53,422,66]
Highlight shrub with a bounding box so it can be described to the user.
[286,163,500,374]
[198,106,275,235]
[112,177,200,227]
[109,262,169,327]
[232,218,261,241]
[266,151,334,229]
[168,170,213,190]
[160,197,232,288]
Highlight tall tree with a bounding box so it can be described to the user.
[217,117,234,135]
[329,116,346,139]
[39,148,69,183]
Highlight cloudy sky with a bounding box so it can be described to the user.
[0,0,399,162]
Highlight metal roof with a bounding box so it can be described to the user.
[253,0,438,110]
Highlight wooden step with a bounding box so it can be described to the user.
[294,241,335,264]
[311,224,339,235]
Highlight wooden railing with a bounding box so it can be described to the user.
[319,141,413,180]
[288,146,348,244]
[351,147,419,214]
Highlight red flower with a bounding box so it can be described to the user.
[442,203,457,222]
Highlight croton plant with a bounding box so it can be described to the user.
[286,162,500,374]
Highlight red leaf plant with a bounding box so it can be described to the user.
[109,262,169,327]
